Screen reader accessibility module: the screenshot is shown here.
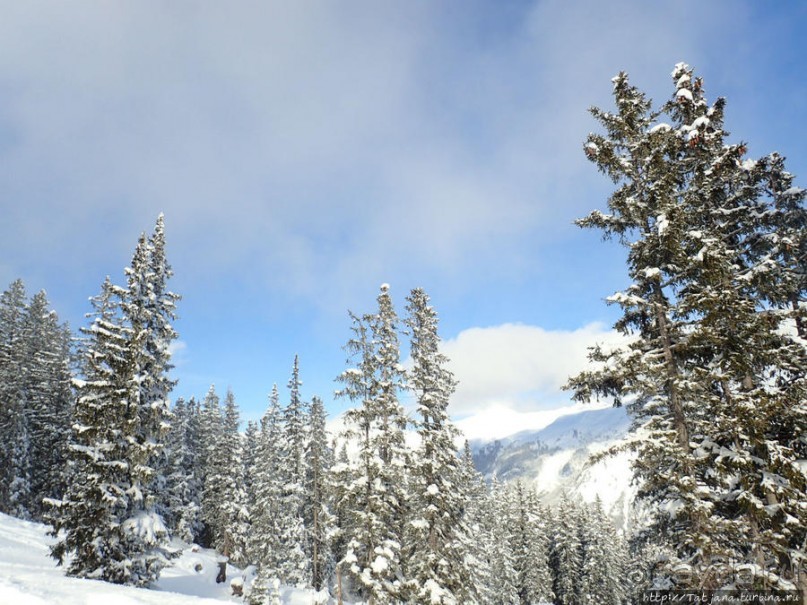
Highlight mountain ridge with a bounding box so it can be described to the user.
[469,404,636,528]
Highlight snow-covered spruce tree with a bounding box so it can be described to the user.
[162,397,203,543]
[284,355,308,488]
[118,215,179,583]
[577,498,626,605]
[21,290,74,520]
[304,396,336,592]
[401,287,475,604]
[181,396,203,542]
[119,216,179,577]
[48,277,135,581]
[563,69,706,590]
[276,356,310,587]
[333,310,379,600]
[0,283,74,521]
[249,385,287,604]
[565,64,806,590]
[243,418,259,533]
[328,440,355,572]
[48,215,180,586]
[457,441,494,603]
[662,67,807,591]
[335,284,411,604]
[504,482,554,605]
[0,279,30,516]
[479,477,519,605]
[198,384,223,548]
[212,389,250,565]
[549,494,582,605]
[199,385,249,563]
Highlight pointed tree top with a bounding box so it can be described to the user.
[153,214,166,237]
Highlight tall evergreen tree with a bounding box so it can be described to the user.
[181,396,204,542]
[250,385,288,604]
[22,290,74,520]
[549,494,582,605]
[284,355,307,486]
[215,389,250,565]
[335,284,410,604]
[457,441,494,604]
[117,215,179,584]
[480,478,519,605]
[48,278,136,582]
[505,482,554,605]
[243,418,260,529]
[0,279,29,516]
[0,283,75,521]
[566,64,806,590]
[162,397,203,543]
[276,356,310,587]
[304,396,336,592]
[199,385,224,548]
[402,287,474,604]
[328,440,355,573]
[578,498,626,604]
[48,215,179,586]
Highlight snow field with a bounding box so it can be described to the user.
[0,512,327,605]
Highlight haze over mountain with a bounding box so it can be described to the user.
[470,404,636,528]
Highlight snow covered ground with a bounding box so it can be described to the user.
[0,513,323,605]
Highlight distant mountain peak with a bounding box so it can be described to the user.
[469,404,636,528]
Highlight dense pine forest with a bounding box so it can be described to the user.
[0,64,805,603]
[0,242,627,605]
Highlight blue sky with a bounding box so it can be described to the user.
[1,1,805,437]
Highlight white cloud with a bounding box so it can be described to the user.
[341,319,624,442]
[167,339,188,367]
[454,400,613,443]
[443,322,625,416]
[0,0,755,316]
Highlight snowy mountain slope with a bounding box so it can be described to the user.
[472,405,631,477]
[453,399,624,443]
[505,404,631,449]
[471,405,637,527]
[0,513,323,605]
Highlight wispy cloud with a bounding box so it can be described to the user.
[1,1,803,418]
[167,339,188,367]
[443,322,626,416]
[1,0,768,312]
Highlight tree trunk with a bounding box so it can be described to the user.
[336,562,344,605]
[312,504,320,589]
[654,295,689,451]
